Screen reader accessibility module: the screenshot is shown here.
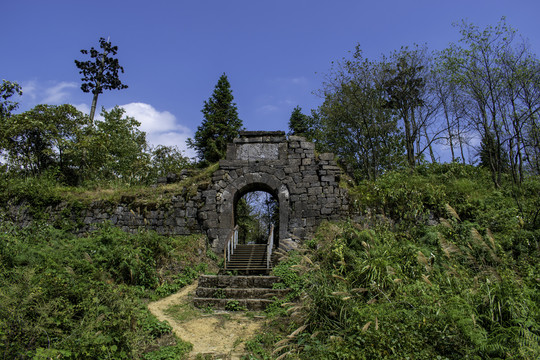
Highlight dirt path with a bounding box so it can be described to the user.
[147,281,266,359]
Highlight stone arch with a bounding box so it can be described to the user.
[202,131,348,253]
[217,173,289,248]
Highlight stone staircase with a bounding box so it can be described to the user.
[193,275,289,311]
[225,244,269,273]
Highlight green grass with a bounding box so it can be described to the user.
[0,222,214,359]
[245,164,540,359]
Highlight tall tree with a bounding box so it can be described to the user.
[74,37,128,122]
[433,52,473,164]
[0,80,22,120]
[383,46,431,168]
[187,73,243,163]
[315,47,404,181]
[441,18,540,186]
[288,105,312,138]
[0,104,86,177]
[85,106,149,182]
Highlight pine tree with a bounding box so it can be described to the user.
[187,73,243,163]
[287,105,311,137]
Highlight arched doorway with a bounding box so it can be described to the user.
[213,172,290,252]
[234,186,279,247]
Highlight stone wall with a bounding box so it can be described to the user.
[199,131,349,252]
[5,194,204,237]
[4,131,350,252]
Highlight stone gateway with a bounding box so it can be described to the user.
[200,131,349,252]
[4,131,350,253]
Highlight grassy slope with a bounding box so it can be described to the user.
[250,163,540,359]
[0,223,217,359]
[1,163,539,359]
[0,165,222,359]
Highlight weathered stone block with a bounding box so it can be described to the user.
[300,142,315,150]
[288,135,306,142]
[288,141,300,148]
[318,153,335,161]
[320,175,335,182]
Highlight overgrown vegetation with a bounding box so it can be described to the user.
[248,163,539,359]
[0,16,539,359]
[0,223,214,359]
[0,162,218,214]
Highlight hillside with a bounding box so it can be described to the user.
[244,163,540,359]
[0,163,539,359]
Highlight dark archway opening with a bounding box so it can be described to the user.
[234,184,279,247]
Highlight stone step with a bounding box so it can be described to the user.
[228,254,266,259]
[195,287,289,299]
[198,275,281,289]
[194,275,287,311]
[226,261,267,266]
[193,297,274,311]
[226,243,269,273]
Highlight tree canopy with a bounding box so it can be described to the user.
[0,80,22,120]
[310,18,540,186]
[187,73,243,164]
[74,37,128,122]
[288,105,313,138]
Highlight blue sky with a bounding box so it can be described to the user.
[3,0,539,158]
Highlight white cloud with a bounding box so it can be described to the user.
[73,103,90,115]
[272,76,309,87]
[290,77,308,85]
[258,104,279,113]
[18,80,77,106]
[120,103,177,133]
[21,80,38,101]
[42,82,77,103]
[119,102,195,157]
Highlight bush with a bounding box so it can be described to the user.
[0,222,209,359]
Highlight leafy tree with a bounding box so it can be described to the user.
[82,106,149,182]
[288,105,313,138]
[432,53,473,164]
[150,145,190,178]
[383,46,432,168]
[74,37,128,122]
[314,46,404,181]
[441,18,540,186]
[0,104,86,177]
[0,79,22,120]
[187,73,243,164]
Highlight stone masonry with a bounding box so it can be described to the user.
[5,131,349,252]
[200,131,349,252]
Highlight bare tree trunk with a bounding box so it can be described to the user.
[89,92,99,123]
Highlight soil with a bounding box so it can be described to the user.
[147,281,266,359]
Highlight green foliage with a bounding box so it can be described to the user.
[143,339,192,360]
[83,106,150,184]
[0,103,191,187]
[0,104,87,177]
[154,263,207,299]
[75,37,128,122]
[441,17,540,185]
[313,46,405,181]
[225,300,247,311]
[187,73,243,164]
[149,145,191,178]
[140,313,173,339]
[0,79,22,120]
[0,222,209,359]
[243,332,282,360]
[248,164,540,359]
[383,45,429,168]
[288,105,314,139]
